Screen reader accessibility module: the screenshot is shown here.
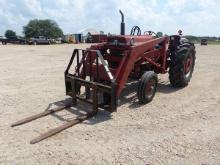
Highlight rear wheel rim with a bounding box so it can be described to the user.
[184,53,193,77]
[145,79,156,99]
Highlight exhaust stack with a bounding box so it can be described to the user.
[119,10,125,35]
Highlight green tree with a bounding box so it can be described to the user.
[23,19,63,38]
[156,32,163,37]
[5,30,17,39]
[185,35,199,42]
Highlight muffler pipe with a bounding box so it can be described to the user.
[119,10,125,35]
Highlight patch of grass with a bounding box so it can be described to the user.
[208,41,220,45]
[187,40,220,45]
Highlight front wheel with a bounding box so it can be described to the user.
[137,71,158,104]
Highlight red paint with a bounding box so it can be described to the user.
[75,35,169,97]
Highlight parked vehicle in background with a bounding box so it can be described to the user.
[0,36,26,45]
[91,34,107,43]
[28,36,51,45]
[55,37,62,44]
[85,33,93,43]
[85,33,107,43]
[201,38,208,45]
[0,36,6,44]
[49,39,56,44]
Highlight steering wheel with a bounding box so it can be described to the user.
[130,26,141,35]
[144,30,157,36]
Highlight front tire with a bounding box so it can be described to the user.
[169,43,196,87]
[137,71,158,104]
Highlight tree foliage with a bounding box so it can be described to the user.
[23,19,63,38]
[5,30,17,39]
[156,32,163,37]
[185,35,199,42]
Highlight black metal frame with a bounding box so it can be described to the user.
[64,49,117,112]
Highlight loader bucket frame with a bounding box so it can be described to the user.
[65,49,117,112]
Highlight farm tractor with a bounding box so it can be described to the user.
[12,10,196,144]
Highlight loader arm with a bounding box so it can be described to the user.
[115,36,169,96]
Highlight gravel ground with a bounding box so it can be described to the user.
[0,44,219,165]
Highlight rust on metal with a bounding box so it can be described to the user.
[30,109,97,144]
[11,103,72,127]
[11,101,98,144]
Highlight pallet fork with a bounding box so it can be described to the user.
[11,49,116,144]
[11,101,98,144]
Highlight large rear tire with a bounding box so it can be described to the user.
[137,71,158,104]
[169,43,196,87]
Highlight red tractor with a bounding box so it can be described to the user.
[12,10,196,144]
[65,10,196,112]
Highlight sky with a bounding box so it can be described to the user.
[0,0,219,36]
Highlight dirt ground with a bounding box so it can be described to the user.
[0,44,219,165]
